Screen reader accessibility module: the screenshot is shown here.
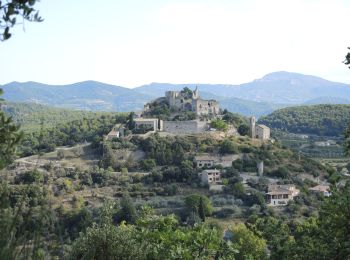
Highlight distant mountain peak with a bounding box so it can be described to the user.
[260,71,309,80]
[3,72,350,116]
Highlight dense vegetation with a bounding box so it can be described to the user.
[0,93,22,168]
[18,114,127,156]
[259,104,350,136]
[249,182,350,259]
[1,102,129,157]
[1,169,349,259]
[0,178,271,259]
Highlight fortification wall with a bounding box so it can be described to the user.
[163,120,208,134]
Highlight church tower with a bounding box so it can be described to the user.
[192,86,199,99]
[250,116,256,139]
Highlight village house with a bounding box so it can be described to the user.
[194,154,241,168]
[255,124,271,140]
[198,169,222,186]
[106,129,120,140]
[266,184,300,206]
[105,124,124,140]
[309,185,331,197]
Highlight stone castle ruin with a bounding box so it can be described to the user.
[165,87,220,116]
[106,87,270,138]
[133,87,220,134]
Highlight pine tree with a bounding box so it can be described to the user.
[345,47,350,69]
[0,90,22,169]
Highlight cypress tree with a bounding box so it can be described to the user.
[198,197,206,222]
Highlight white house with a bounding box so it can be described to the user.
[194,154,241,168]
[198,169,222,186]
[266,184,300,206]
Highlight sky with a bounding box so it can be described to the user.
[0,0,349,87]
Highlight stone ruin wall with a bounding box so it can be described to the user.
[163,120,208,134]
[195,99,220,115]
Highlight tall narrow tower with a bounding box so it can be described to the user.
[192,86,199,99]
[257,161,264,176]
[250,116,256,139]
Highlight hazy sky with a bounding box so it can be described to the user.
[1,0,349,87]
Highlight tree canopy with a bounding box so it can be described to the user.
[259,104,350,136]
[0,92,22,169]
[0,0,43,41]
[345,47,350,69]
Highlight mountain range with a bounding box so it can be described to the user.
[2,71,350,117]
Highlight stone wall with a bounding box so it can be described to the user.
[163,120,208,134]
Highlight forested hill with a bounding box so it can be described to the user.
[258,104,350,136]
[1,102,124,132]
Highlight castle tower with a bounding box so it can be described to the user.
[250,116,256,139]
[165,91,179,107]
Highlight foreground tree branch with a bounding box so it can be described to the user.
[0,0,43,41]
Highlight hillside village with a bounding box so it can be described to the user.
[99,87,334,207]
[6,88,337,216]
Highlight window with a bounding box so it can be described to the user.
[283,194,289,199]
